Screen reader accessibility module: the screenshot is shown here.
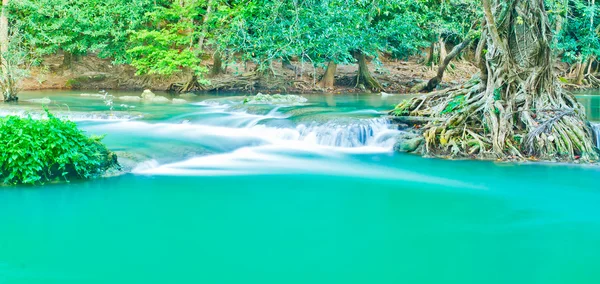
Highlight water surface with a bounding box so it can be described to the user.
[1,90,600,284]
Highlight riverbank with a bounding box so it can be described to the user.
[21,53,479,94]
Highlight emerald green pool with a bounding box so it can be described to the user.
[1,90,600,283]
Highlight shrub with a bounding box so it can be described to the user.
[0,111,118,185]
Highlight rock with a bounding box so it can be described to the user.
[396,123,410,130]
[119,96,142,102]
[172,98,188,104]
[151,96,170,103]
[179,93,196,98]
[394,137,424,153]
[380,92,394,98]
[243,93,308,105]
[394,132,424,153]
[141,89,156,100]
[80,93,104,98]
[25,97,51,104]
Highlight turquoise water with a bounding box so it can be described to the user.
[1,90,600,283]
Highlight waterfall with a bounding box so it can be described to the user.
[292,118,398,148]
[592,123,600,148]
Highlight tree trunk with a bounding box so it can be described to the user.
[475,22,487,66]
[423,37,472,92]
[0,0,14,102]
[425,41,435,65]
[210,51,223,76]
[318,61,337,89]
[394,0,597,161]
[576,58,588,85]
[197,0,214,51]
[438,37,447,63]
[354,51,383,92]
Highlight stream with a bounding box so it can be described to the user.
[1,90,600,283]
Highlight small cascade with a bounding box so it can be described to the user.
[592,123,600,148]
[292,118,399,148]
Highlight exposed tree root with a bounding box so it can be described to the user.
[392,75,598,161]
[391,0,599,163]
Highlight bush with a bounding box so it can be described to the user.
[0,111,118,185]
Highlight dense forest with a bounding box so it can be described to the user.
[0,0,598,97]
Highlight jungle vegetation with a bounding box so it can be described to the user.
[1,0,596,95]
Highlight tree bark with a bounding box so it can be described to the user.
[210,51,223,76]
[425,41,435,65]
[438,37,447,63]
[423,37,472,92]
[354,51,383,92]
[197,0,214,51]
[0,0,13,102]
[318,61,337,89]
[576,58,588,85]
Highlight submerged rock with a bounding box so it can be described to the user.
[179,93,196,98]
[141,89,156,100]
[25,97,51,104]
[80,93,104,98]
[151,96,170,103]
[119,96,142,102]
[243,93,308,105]
[172,98,188,104]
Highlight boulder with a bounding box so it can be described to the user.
[119,96,142,102]
[141,89,156,100]
[394,137,424,153]
[394,132,424,153]
[80,93,104,98]
[151,96,170,103]
[179,93,196,98]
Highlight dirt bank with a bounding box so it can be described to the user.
[21,53,478,94]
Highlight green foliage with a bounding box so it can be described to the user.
[127,2,207,76]
[10,0,160,64]
[548,0,600,64]
[0,111,118,185]
[442,95,465,114]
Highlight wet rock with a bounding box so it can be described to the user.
[25,97,51,104]
[394,132,424,153]
[179,93,196,98]
[141,89,156,100]
[172,98,188,104]
[243,93,308,105]
[151,96,170,103]
[380,92,394,97]
[80,93,104,98]
[119,96,142,102]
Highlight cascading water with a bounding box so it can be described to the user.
[592,123,600,148]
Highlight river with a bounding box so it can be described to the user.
[1,90,600,283]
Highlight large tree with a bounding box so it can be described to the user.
[393,0,598,161]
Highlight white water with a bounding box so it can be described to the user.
[82,98,403,175]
